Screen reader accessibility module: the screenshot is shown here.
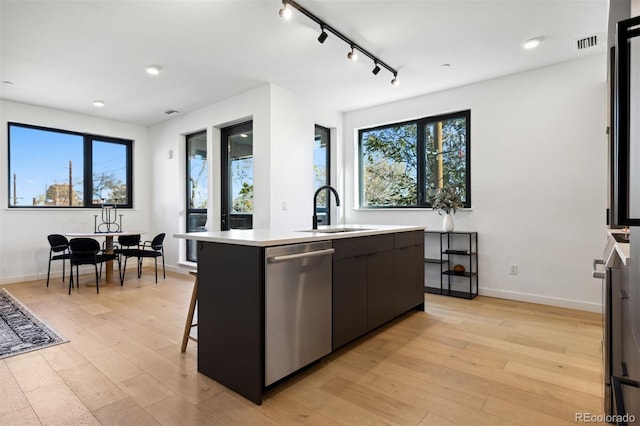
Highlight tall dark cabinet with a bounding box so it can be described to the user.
[332,231,425,350]
[617,258,640,419]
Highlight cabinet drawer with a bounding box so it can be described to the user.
[394,230,423,249]
[332,234,394,260]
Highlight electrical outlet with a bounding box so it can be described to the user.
[282,201,287,211]
[510,263,518,275]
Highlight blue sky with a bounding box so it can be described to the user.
[9,125,126,205]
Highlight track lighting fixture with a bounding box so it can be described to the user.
[318,26,328,44]
[279,0,399,87]
[278,1,292,19]
[347,46,358,61]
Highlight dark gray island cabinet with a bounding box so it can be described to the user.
[332,231,424,349]
[178,226,424,404]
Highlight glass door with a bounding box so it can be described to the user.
[314,125,331,225]
[186,131,207,261]
[221,121,253,230]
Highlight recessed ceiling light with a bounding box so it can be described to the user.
[93,100,105,108]
[441,63,451,68]
[146,65,162,75]
[3,81,14,85]
[523,38,542,50]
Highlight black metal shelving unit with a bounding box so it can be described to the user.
[424,231,478,299]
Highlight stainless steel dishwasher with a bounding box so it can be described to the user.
[265,241,333,386]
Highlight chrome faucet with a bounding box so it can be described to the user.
[313,185,341,229]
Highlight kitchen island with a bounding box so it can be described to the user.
[174,224,425,404]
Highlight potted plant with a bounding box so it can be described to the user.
[427,186,463,231]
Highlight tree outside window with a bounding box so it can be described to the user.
[359,110,470,208]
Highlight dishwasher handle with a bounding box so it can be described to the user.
[267,248,335,263]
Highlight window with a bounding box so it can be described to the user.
[221,121,253,230]
[359,110,470,208]
[314,125,331,225]
[186,130,208,262]
[8,122,133,208]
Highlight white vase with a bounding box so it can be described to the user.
[442,213,454,232]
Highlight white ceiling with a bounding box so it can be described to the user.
[0,0,608,127]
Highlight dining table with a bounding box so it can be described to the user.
[65,231,145,283]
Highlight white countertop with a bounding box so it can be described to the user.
[606,230,630,266]
[174,224,426,247]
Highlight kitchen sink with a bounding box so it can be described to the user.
[298,227,373,233]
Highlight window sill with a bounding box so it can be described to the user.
[353,207,473,212]
[4,207,139,212]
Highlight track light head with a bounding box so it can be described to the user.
[279,1,292,19]
[347,46,358,61]
[318,27,328,44]
[372,63,381,75]
[391,74,399,87]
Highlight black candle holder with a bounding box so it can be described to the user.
[94,198,122,233]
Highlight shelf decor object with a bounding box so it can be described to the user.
[443,213,454,232]
[424,231,478,299]
[453,264,466,274]
[427,186,463,232]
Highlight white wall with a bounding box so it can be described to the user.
[148,85,270,269]
[343,54,608,311]
[268,85,344,231]
[0,100,150,283]
[148,84,343,269]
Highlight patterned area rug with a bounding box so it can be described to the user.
[0,289,68,359]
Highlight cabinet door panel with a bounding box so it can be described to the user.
[333,234,394,260]
[197,242,264,403]
[394,245,424,315]
[333,256,368,349]
[367,250,395,330]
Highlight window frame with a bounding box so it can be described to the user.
[185,130,208,262]
[8,122,133,208]
[358,110,471,209]
[314,124,331,225]
[220,120,254,231]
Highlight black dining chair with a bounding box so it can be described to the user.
[136,233,166,283]
[113,234,141,283]
[46,234,71,287]
[68,238,121,294]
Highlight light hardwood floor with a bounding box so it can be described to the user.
[0,270,603,425]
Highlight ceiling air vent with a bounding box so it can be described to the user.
[575,34,601,51]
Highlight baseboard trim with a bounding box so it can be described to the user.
[0,264,189,285]
[478,287,602,313]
